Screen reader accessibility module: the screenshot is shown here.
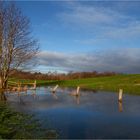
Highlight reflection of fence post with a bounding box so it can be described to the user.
[76,96,80,104]
[118,89,123,102]
[119,101,123,112]
[32,90,36,98]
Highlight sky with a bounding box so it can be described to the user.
[16,1,140,73]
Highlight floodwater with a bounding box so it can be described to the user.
[5,87,140,139]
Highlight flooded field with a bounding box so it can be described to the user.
[5,87,140,139]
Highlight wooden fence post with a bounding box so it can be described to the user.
[33,80,36,90]
[118,89,123,102]
[52,85,59,93]
[76,86,80,95]
[18,82,21,92]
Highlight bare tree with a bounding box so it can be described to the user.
[0,2,39,89]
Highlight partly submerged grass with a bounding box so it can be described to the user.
[0,100,58,139]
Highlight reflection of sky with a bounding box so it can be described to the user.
[6,88,140,139]
[6,88,140,114]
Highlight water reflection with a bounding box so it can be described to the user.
[19,96,26,105]
[5,87,140,139]
[74,95,80,105]
[118,101,123,112]
[0,92,7,101]
[51,92,58,100]
[31,90,37,99]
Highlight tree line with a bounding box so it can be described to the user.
[10,70,117,80]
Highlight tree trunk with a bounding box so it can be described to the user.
[0,76,8,89]
[3,79,8,89]
[0,77,2,89]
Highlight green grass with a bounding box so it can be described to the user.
[9,74,140,95]
[59,74,140,95]
[0,101,58,139]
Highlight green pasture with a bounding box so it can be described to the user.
[8,74,140,95]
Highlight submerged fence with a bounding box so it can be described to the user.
[8,80,36,91]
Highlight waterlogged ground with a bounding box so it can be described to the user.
[5,87,140,139]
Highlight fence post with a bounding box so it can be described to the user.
[118,89,123,102]
[52,85,59,93]
[34,80,36,90]
[18,82,21,91]
[76,86,80,95]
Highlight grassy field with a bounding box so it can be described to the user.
[59,74,140,95]
[9,74,140,95]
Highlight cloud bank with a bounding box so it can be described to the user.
[37,48,140,73]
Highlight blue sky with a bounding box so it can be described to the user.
[16,1,140,73]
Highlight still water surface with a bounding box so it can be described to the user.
[5,87,140,139]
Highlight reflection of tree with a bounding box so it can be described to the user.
[0,92,7,101]
[19,96,25,105]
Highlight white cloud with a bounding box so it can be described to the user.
[59,3,133,28]
[103,21,140,39]
[37,48,140,73]
[58,2,140,41]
